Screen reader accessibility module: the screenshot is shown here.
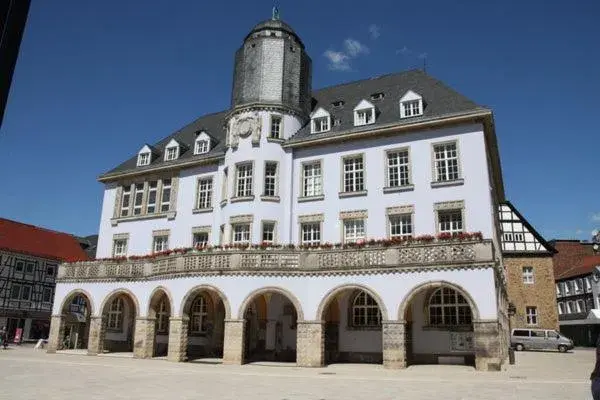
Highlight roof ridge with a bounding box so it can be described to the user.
[313,69,423,94]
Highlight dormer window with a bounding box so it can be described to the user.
[370,92,384,101]
[136,144,153,167]
[164,138,181,162]
[332,100,345,109]
[165,146,178,161]
[399,90,424,118]
[310,107,331,134]
[195,140,209,154]
[137,152,150,166]
[353,100,376,126]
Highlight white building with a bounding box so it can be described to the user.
[48,14,509,370]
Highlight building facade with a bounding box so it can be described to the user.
[498,202,558,330]
[0,218,89,342]
[49,15,509,371]
[553,239,600,346]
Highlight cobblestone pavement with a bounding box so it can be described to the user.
[0,347,594,400]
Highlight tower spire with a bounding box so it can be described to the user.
[272,5,280,20]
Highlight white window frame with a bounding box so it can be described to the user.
[112,238,128,257]
[586,277,592,291]
[133,183,144,216]
[235,163,253,198]
[160,179,172,212]
[354,108,375,126]
[263,162,278,197]
[156,299,169,334]
[351,291,381,327]
[433,141,461,182]
[231,223,251,244]
[311,116,330,133]
[190,295,208,334]
[301,161,323,198]
[428,287,472,326]
[401,100,422,118]
[261,221,276,244]
[107,297,124,331]
[10,284,21,300]
[437,209,464,234]
[42,287,52,303]
[558,302,565,315]
[300,222,321,246]
[525,306,538,326]
[342,155,365,193]
[343,218,366,243]
[137,152,150,167]
[164,146,179,161]
[196,177,213,210]
[192,231,209,248]
[194,139,209,155]
[522,266,534,284]
[270,115,282,139]
[120,185,132,217]
[388,214,413,239]
[153,235,169,253]
[146,181,158,214]
[576,299,585,313]
[386,148,411,188]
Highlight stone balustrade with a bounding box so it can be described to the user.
[57,240,496,282]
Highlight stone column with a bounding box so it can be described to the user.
[167,317,188,362]
[46,315,65,353]
[222,319,245,365]
[382,321,406,369]
[133,317,155,359]
[473,320,502,371]
[296,321,324,367]
[87,316,106,356]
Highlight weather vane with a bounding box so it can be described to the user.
[272,5,280,20]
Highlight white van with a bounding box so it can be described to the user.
[510,328,574,353]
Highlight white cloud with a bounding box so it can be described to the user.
[396,46,410,55]
[324,50,350,71]
[592,213,600,222]
[324,39,369,72]
[344,39,369,57]
[368,24,380,39]
[576,229,584,235]
[418,52,428,59]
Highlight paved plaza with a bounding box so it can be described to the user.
[0,347,594,399]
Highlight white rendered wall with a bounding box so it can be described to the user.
[53,268,497,322]
[336,293,382,353]
[292,123,494,242]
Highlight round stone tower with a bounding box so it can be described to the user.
[231,15,312,116]
[219,13,312,245]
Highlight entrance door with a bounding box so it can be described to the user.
[324,322,339,364]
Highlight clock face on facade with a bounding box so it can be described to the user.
[237,119,253,137]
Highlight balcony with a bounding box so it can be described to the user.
[57,239,497,282]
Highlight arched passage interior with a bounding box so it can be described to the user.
[181,288,226,360]
[148,289,171,357]
[60,292,92,350]
[402,284,475,367]
[101,291,137,353]
[320,288,383,365]
[242,291,299,363]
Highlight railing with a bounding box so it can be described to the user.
[57,240,496,282]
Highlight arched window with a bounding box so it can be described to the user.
[190,295,208,333]
[428,287,472,326]
[107,297,124,330]
[156,299,169,333]
[351,291,381,327]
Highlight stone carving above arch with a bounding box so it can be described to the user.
[316,283,389,321]
[99,288,140,317]
[237,286,304,320]
[179,284,232,320]
[59,288,96,317]
[397,280,481,321]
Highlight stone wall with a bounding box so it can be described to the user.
[382,321,405,369]
[46,315,65,353]
[222,319,244,365]
[133,318,155,358]
[473,320,502,371]
[167,318,188,362]
[87,316,105,355]
[505,256,559,330]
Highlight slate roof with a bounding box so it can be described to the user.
[100,69,488,180]
[0,218,90,262]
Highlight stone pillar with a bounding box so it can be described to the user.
[382,321,406,369]
[473,320,502,371]
[167,317,188,362]
[296,321,324,367]
[133,317,155,359]
[87,316,106,356]
[222,319,245,365]
[46,315,65,353]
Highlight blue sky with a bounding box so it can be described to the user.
[1,0,599,240]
